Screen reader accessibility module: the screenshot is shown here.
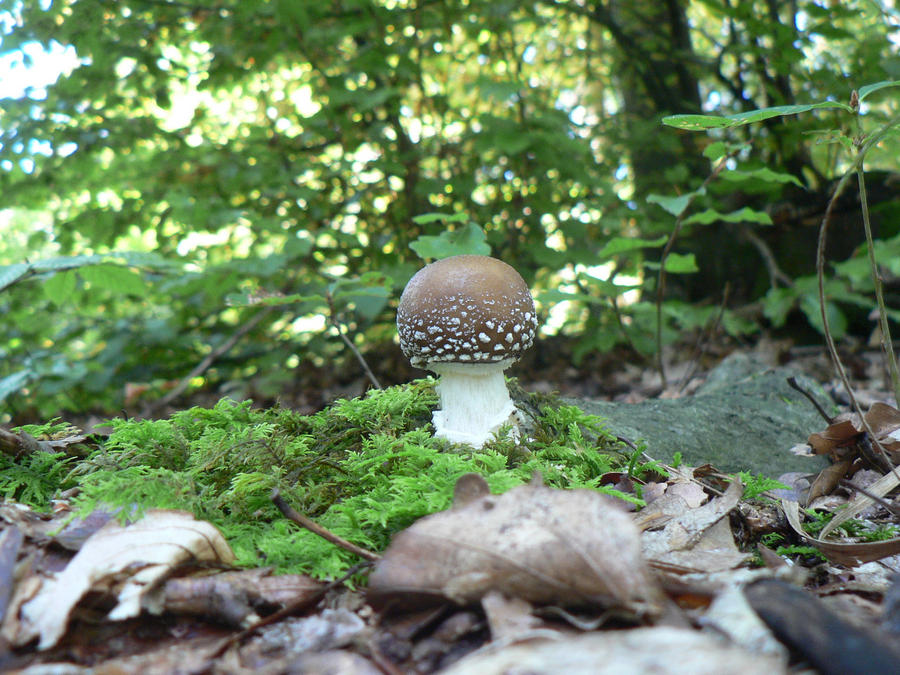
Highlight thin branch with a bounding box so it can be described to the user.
[326,291,382,390]
[786,376,835,424]
[204,559,374,663]
[838,478,900,517]
[677,283,729,394]
[739,225,794,289]
[271,489,381,562]
[152,306,275,410]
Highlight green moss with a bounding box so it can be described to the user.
[8,379,630,578]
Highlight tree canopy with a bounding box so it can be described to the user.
[1,0,899,422]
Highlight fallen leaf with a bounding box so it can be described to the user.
[808,403,900,463]
[438,626,788,675]
[642,480,750,573]
[479,590,547,642]
[368,474,662,618]
[782,499,900,566]
[16,509,235,649]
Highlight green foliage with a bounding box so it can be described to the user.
[1,1,899,421]
[759,533,828,564]
[0,450,75,507]
[734,472,789,500]
[409,218,492,260]
[37,383,632,578]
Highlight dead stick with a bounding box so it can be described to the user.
[203,560,373,664]
[271,490,381,561]
[786,376,835,424]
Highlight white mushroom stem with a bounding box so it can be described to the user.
[429,359,518,448]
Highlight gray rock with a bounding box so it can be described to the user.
[567,353,834,476]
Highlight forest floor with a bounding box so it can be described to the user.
[2,334,900,674]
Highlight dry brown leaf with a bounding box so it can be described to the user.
[438,626,788,675]
[14,509,235,649]
[641,480,750,574]
[368,473,663,618]
[782,499,900,567]
[808,403,900,461]
[806,457,854,505]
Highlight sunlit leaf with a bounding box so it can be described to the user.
[409,222,491,260]
[43,270,78,305]
[412,212,469,225]
[719,168,803,187]
[661,252,699,274]
[684,207,773,226]
[225,292,326,307]
[597,235,668,257]
[662,102,853,130]
[858,80,900,101]
[647,192,696,217]
[31,255,104,272]
[78,265,145,296]
[0,263,31,293]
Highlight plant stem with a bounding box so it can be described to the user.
[655,150,736,388]
[856,166,900,403]
[816,111,900,475]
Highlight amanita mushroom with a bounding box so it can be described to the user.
[396,255,537,447]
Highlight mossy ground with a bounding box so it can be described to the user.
[3,379,634,578]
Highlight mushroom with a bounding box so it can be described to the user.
[397,255,537,447]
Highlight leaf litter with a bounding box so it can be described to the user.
[3,423,900,672]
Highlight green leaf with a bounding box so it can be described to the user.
[0,262,32,293]
[32,255,104,272]
[0,370,33,404]
[684,207,773,226]
[662,102,853,130]
[762,287,796,327]
[78,265,146,296]
[43,270,78,305]
[597,235,668,258]
[800,296,847,339]
[409,222,491,260]
[411,212,469,226]
[858,80,900,102]
[662,252,699,274]
[647,192,696,217]
[225,292,326,307]
[719,168,803,187]
[703,141,727,161]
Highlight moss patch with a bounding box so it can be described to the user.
[7,380,631,578]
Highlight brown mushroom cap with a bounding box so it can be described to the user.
[397,255,537,368]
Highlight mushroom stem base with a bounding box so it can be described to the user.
[430,361,517,448]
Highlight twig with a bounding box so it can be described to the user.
[325,291,382,390]
[786,376,835,424]
[0,428,47,458]
[271,489,381,561]
[203,559,374,663]
[677,283,730,394]
[739,225,794,289]
[152,306,276,410]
